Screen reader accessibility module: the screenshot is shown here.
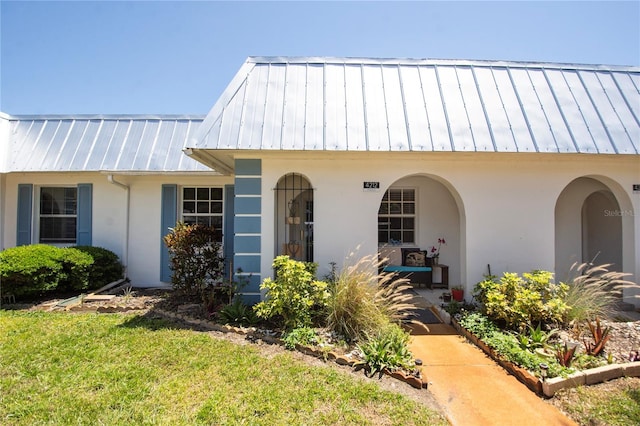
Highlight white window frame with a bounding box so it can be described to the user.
[378,187,417,245]
[179,186,224,243]
[36,185,78,245]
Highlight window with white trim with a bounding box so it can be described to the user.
[181,187,223,243]
[39,187,77,244]
[378,188,416,244]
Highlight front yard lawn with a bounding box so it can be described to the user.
[0,311,447,425]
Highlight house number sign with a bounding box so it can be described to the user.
[363,181,380,191]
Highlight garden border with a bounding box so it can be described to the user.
[451,317,640,397]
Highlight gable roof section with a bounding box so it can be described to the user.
[191,57,640,163]
[2,115,213,173]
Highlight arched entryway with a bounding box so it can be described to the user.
[274,173,314,262]
[377,174,463,287]
[555,177,627,281]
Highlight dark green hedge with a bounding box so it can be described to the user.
[0,245,123,298]
[74,246,124,289]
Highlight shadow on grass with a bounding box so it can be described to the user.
[116,308,207,332]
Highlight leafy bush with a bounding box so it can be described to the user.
[254,256,329,330]
[57,248,94,292]
[0,245,92,296]
[354,323,415,378]
[163,222,225,297]
[74,246,123,289]
[563,262,637,323]
[474,270,569,329]
[282,326,320,350]
[325,254,417,342]
[218,298,259,327]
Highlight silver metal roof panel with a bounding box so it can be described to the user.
[5,116,210,173]
[192,57,640,157]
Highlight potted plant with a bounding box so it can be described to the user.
[428,237,446,265]
[451,285,464,302]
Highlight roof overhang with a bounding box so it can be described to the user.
[183,148,235,175]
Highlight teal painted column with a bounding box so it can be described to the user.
[233,159,262,304]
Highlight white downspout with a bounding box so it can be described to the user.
[107,174,130,278]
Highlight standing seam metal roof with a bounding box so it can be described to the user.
[192,57,640,155]
[2,115,211,173]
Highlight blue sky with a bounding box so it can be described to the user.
[1,1,638,115]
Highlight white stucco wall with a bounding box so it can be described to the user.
[258,152,639,305]
[1,172,233,288]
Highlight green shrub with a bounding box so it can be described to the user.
[325,254,417,342]
[354,323,415,378]
[57,248,93,292]
[0,245,92,296]
[163,222,225,297]
[254,256,329,330]
[218,298,259,327]
[474,270,569,329]
[74,246,123,289]
[282,326,320,350]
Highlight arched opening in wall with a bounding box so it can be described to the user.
[377,175,462,288]
[582,191,622,268]
[274,173,314,262]
[555,177,625,282]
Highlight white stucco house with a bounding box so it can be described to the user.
[1,57,639,306]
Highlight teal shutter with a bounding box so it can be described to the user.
[76,184,93,246]
[160,184,177,283]
[224,185,235,277]
[16,184,33,246]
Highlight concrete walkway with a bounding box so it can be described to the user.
[407,290,577,425]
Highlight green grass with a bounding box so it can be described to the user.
[0,311,447,425]
[554,377,640,426]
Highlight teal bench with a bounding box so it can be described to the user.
[383,265,433,288]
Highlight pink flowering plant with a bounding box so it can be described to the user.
[429,238,446,259]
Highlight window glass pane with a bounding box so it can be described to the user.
[183,216,197,225]
[211,187,223,200]
[211,202,223,214]
[403,231,414,243]
[389,190,402,201]
[403,189,415,201]
[403,217,415,228]
[197,202,209,214]
[378,231,388,243]
[390,231,402,241]
[196,188,209,200]
[40,217,77,243]
[183,201,195,214]
[403,203,415,214]
[390,203,402,214]
[389,217,402,229]
[183,187,195,200]
[212,216,223,229]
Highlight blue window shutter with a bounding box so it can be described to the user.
[224,185,235,277]
[160,184,177,283]
[16,184,33,246]
[76,184,93,246]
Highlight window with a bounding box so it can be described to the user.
[378,188,415,244]
[181,187,223,242]
[39,187,77,244]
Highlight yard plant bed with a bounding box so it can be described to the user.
[451,315,640,397]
